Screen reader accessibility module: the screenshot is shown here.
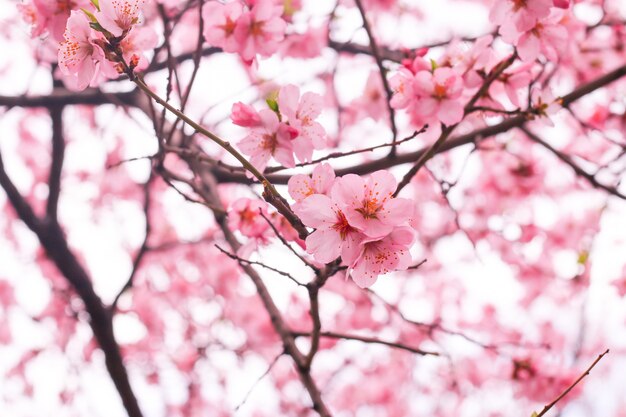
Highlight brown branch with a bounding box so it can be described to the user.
[210,63,626,186]
[214,244,306,287]
[394,53,517,196]
[292,330,440,357]
[111,175,154,311]
[193,170,333,417]
[534,349,609,417]
[46,106,64,221]
[521,127,626,200]
[353,0,398,154]
[0,150,144,417]
[0,89,138,108]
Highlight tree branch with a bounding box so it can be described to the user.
[292,330,440,357]
[521,127,626,200]
[46,106,64,221]
[0,149,144,417]
[534,349,609,417]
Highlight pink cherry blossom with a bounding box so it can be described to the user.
[412,67,464,126]
[288,163,336,204]
[95,0,144,38]
[278,84,326,162]
[490,0,552,33]
[530,87,562,125]
[294,194,364,264]
[389,67,415,109]
[238,108,298,172]
[515,14,568,62]
[118,25,158,70]
[58,10,105,91]
[201,1,243,53]
[234,0,287,61]
[228,198,270,238]
[348,226,415,288]
[21,0,89,41]
[231,102,262,127]
[332,171,414,238]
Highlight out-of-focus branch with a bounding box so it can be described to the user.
[521,127,626,200]
[292,330,440,357]
[353,0,398,153]
[0,149,144,417]
[534,349,609,417]
[46,106,64,221]
[192,170,333,417]
[111,174,154,312]
[0,89,138,108]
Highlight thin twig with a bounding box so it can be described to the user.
[292,331,440,357]
[534,349,609,417]
[353,0,398,155]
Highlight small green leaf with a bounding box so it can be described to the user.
[89,22,107,34]
[266,98,279,113]
[81,8,98,23]
[430,59,438,71]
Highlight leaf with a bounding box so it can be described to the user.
[266,98,279,113]
[81,8,98,23]
[89,22,107,35]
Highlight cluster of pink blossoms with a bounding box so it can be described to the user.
[389,57,466,128]
[54,0,155,90]
[288,164,416,288]
[232,84,326,172]
[202,0,290,62]
[227,197,303,257]
[492,0,570,62]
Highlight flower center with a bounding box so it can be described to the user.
[331,210,354,240]
[261,133,277,154]
[433,83,448,100]
[356,198,380,219]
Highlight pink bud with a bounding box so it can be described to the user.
[231,102,261,127]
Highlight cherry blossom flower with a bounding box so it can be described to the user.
[348,226,415,288]
[294,194,364,264]
[118,25,158,70]
[202,1,243,53]
[20,0,88,41]
[228,198,270,238]
[412,67,465,126]
[231,102,262,127]
[234,0,287,61]
[238,108,298,172]
[58,10,105,90]
[389,67,415,109]
[288,163,336,204]
[95,0,144,38]
[514,14,568,62]
[490,0,552,33]
[332,171,414,238]
[278,84,326,162]
[349,70,388,122]
[530,87,562,125]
